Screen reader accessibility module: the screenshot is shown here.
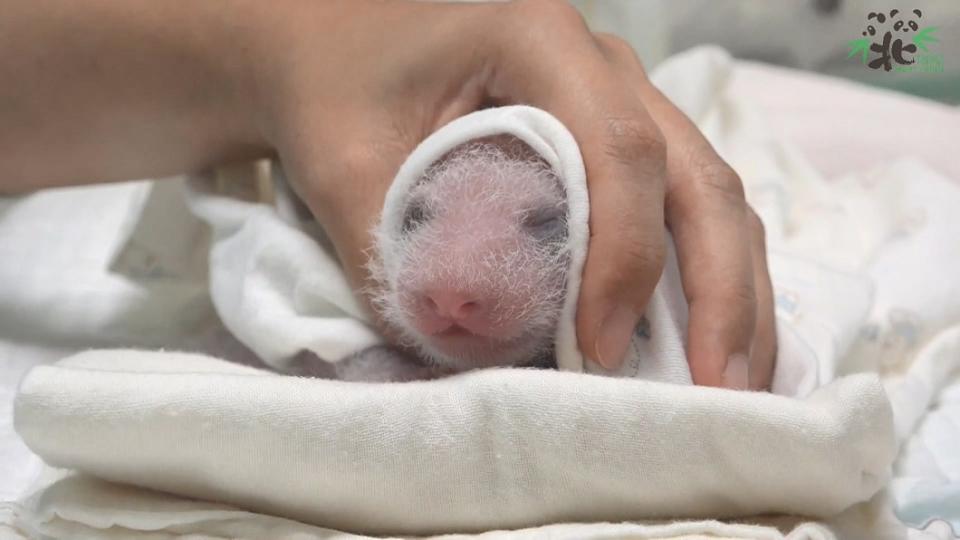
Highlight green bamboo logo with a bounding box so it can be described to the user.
[848,9,942,73]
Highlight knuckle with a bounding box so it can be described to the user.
[595,33,637,60]
[732,281,758,308]
[696,160,745,201]
[602,116,666,170]
[694,271,758,318]
[671,158,746,216]
[746,206,767,243]
[514,0,588,33]
[630,236,666,269]
[616,235,666,284]
[589,229,665,302]
[501,0,592,59]
[710,280,758,322]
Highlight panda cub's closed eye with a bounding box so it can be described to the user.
[402,199,432,234]
[522,206,567,241]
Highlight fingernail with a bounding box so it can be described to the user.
[592,305,639,370]
[723,353,750,390]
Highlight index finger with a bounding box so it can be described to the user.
[489,1,668,369]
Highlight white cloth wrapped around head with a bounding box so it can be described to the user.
[326,106,692,384]
[370,137,571,373]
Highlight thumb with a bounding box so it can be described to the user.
[281,110,414,295]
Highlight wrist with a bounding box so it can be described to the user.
[192,1,281,163]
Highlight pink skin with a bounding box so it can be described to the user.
[350,137,570,381]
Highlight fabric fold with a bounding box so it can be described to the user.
[15,350,894,536]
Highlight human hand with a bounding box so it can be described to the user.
[250,0,774,389]
[588,34,777,390]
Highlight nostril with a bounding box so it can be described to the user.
[457,301,478,318]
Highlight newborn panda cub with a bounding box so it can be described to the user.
[338,136,571,382]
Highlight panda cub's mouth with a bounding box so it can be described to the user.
[425,331,540,370]
[434,325,472,338]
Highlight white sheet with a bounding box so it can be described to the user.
[0,180,215,504]
[895,382,960,531]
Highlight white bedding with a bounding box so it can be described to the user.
[0,181,245,502]
[2,48,960,538]
[896,382,960,529]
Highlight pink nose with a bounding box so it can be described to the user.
[425,290,481,321]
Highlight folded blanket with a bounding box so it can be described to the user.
[15,349,892,537]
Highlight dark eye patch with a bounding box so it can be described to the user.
[522,206,567,242]
[402,199,432,234]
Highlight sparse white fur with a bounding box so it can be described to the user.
[366,137,571,376]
